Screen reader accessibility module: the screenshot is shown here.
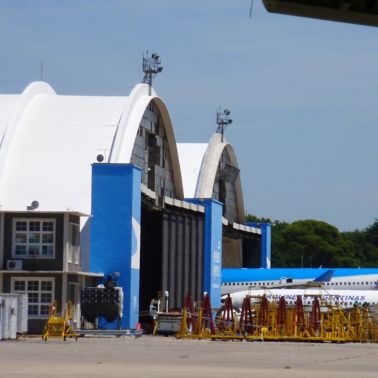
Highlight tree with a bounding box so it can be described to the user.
[366,219,378,248]
[245,214,378,268]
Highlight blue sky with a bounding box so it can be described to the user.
[1,0,377,231]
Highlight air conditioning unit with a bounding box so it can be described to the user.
[7,260,22,270]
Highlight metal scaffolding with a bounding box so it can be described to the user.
[176,294,378,342]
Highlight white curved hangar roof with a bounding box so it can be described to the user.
[176,143,208,199]
[0,81,183,215]
[178,133,246,223]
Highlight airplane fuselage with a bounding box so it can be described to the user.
[226,287,378,310]
[222,268,378,294]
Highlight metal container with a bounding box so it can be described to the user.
[0,295,18,339]
[16,294,28,334]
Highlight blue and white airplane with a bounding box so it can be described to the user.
[222,268,378,294]
[225,287,378,311]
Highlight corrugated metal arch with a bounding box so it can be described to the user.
[195,133,245,223]
[109,84,183,199]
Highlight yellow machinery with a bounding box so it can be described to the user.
[177,294,378,343]
[42,301,78,341]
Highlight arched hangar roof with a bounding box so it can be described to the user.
[0,82,183,215]
[177,133,246,223]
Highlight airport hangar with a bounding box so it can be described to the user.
[0,81,270,332]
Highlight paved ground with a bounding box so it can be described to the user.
[0,336,378,377]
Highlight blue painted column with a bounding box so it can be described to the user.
[247,222,271,269]
[90,163,141,329]
[203,199,223,307]
[260,223,271,269]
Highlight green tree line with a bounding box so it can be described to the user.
[247,216,378,268]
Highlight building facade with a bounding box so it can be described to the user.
[0,81,265,331]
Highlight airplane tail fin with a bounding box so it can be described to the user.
[314,269,335,282]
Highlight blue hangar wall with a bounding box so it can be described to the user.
[90,163,224,329]
[90,164,142,329]
[90,163,270,328]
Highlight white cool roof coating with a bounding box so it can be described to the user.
[0,95,20,143]
[0,81,245,222]
[179,133,246,223]
[0,81,182,214]
[176,143,208,198]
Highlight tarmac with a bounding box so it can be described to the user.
[0,335,378,377]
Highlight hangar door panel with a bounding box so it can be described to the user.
[161,209,203,309]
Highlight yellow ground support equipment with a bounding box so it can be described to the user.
[177,294,378,343]
[42,301,78,341]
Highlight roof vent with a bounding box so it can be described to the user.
[27,200,39,211]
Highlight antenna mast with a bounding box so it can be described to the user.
[216,108,233,142]
[142,51,163,95]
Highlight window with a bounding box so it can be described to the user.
[12,277,54,318]
[13,219,55,258]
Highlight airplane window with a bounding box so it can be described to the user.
[335,282,338,285]
[357,282,360,285]
[353,282,355,285]
[366,282,369,285]
[232,283,235,286]
[348,282,351,285]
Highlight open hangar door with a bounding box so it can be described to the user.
[139,196,204,316]
[222,226,261,268]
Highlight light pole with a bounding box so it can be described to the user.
[142,52,163,95]
[216,108,233,142]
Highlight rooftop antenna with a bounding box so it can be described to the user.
[142,51,163,96]
[216,107,233,143]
